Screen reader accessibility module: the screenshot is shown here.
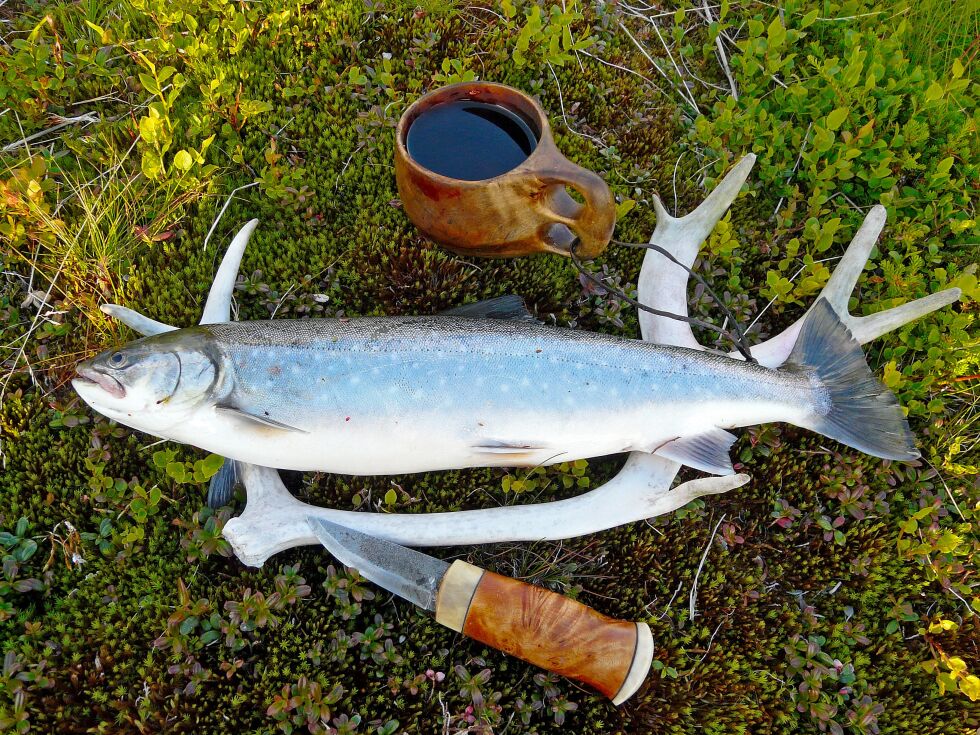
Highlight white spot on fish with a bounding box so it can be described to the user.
[350,376,361,385]
[501,384,510,393]
[520,377,530,387]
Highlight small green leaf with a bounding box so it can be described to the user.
[826,107,848,131]
[384,488,397,505]
[179,616,198,635]
[153,450,175,468]
[801,9,818,28]
[173,150,193,171]
[138,73,160,96]
[141,151,164,180]
[936,530,962,554]
[615,198,637,218]
[924,81,944,102]
[767,17,786,47]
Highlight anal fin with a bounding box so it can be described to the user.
[656,429,737,475]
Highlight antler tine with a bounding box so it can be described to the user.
[743,205,962,367]
[200,219,258,325]
[819,204,887,309]
[100,304,177,336]
[639,154,756,347]
[849,288,961,344]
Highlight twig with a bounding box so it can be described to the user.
[689,513,726,620]
[546,63,606,148]
[616,19,699,113]
[570,248,756,361]
[646,579,684,620]
[922,456,965,521]
[671,150,684,215]
[202,182,260,250]
[692,619,726,667]
[334,144,365,190]
[772,122,812,219]
[2,113,100,153]
[647,15,701,114]
[701,0,738,99]
[577,49,668,102]
[12,109,32,162]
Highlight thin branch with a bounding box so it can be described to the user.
[701,0,738,99]
[690,514,726,620]
[202,182,260,250]
[772,123,812,219]
[2,113,100,153]
[546,63,606,148]
[616,19,699,113]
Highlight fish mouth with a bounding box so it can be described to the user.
[74,365,126,399]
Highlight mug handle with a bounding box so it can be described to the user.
[533,153,616,259]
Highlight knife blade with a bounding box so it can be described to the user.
[307,517,653,705]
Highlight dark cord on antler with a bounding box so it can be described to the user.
[570,241,757,363]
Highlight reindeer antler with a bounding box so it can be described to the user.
[101,157,960,567]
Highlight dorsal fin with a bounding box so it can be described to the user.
[440,296,537,322]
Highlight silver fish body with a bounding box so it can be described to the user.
[72,300,918,476]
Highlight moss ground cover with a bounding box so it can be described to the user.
[1,0,977,733]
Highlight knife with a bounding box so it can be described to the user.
[307,517,653,704]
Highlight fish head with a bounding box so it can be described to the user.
[72,328,218,431]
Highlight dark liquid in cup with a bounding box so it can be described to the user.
[406,101,538,180]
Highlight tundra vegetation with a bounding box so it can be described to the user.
[0,1,977,733]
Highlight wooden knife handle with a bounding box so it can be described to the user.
[434,560,653,704]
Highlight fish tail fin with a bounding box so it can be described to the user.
[207,458,240,508]
[787,299,919,461]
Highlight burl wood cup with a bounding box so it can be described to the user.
[395,82,616,258]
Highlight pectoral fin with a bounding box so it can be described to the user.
[472,439,551,455]
[215,404,308,433]
[655,429,737,475]
[207,458,240,508]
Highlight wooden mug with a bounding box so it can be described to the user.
[395,82,616,258]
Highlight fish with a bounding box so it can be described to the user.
[72,296,918,487]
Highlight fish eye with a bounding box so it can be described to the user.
[108,352,127,368]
